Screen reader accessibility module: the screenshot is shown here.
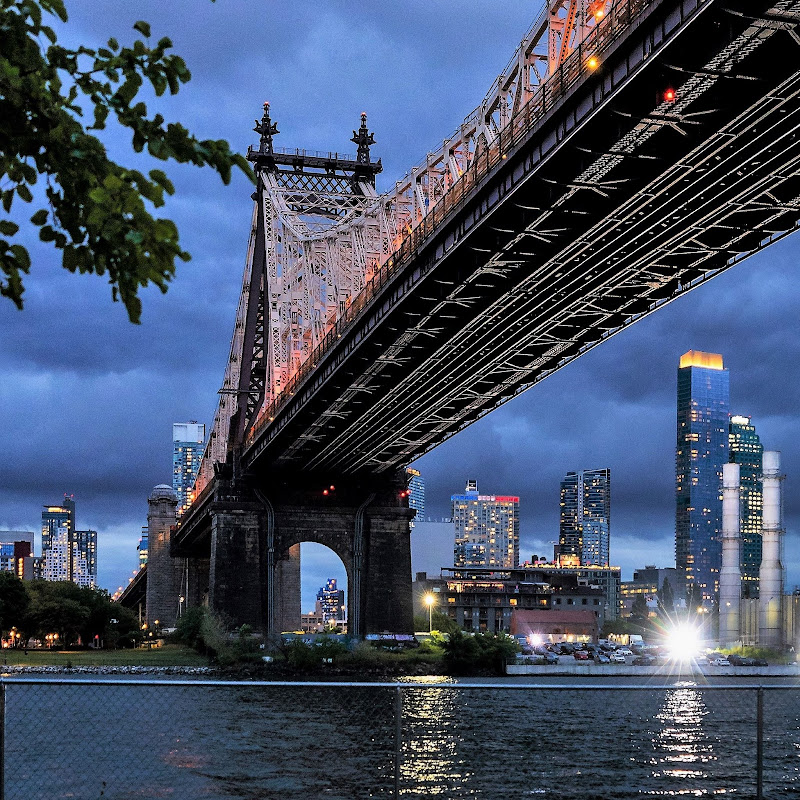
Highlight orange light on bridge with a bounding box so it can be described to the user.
[664,87,676,102]
[587,56,600,71]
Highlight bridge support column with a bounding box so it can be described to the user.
[208,500,266,630]
[146,485,181,629]
[184,557,209,610]
[264,476,415,639]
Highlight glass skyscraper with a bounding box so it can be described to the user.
[173,422,206,515]
[452,479,519,568]
[559,468,611,566]
[729,414,763,598]
[406,467,425,527]
[41,495,96,587]
[675,351,729,604]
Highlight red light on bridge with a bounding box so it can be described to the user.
[329,485,335,491]
[664,87,676,103]
[323,489,329,496]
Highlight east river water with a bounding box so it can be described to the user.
[4,675,799,798]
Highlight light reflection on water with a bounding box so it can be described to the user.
[651,684,714,783]
[398,679,467,795]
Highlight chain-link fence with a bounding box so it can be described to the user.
[0,679,797,799]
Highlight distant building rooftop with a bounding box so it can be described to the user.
[679,350,724,370]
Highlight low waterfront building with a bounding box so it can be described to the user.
[413,566,607,634]
[510,609,600,642]
[521,559,622,620]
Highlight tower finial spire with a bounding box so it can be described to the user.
[254,102,279,155]
[352,111,376,166]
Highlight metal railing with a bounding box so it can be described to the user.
[0,679,796,799]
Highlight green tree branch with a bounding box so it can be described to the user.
[0,0,254,322]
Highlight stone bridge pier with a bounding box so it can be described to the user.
[200,469,415,638]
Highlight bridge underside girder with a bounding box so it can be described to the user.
[242,0,800,479]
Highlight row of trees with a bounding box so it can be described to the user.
[0,572,140,648]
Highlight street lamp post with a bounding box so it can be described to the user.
[424,593,436,633]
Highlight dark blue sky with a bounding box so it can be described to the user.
[2,1,799,609]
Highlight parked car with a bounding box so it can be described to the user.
[632,655,655,666]
[708,657,731,666]
[574,650,590,661]
[594,654,611,665]
[610,651,626,663]
[617,648,633,656]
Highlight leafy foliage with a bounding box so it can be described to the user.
[441,630,519,675]
[657,577,674,614]
[0,579,140,647]
[631,594,649,620]
[413,609,461,635]
[0,571,30,634]
[0,0,253,321]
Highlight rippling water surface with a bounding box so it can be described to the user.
[4,679,799,798]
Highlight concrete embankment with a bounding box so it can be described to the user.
[0,665,215,676]
[506,663,800,677]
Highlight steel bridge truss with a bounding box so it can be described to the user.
[192,1,617,498]
[193,0,800,500]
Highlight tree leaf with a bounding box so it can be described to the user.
[133,20,151,37]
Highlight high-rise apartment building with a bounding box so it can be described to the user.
[559,468,611,566]
[41,496,97,587]
[452,479,519,568]
[675,350,729,604]
[173,422,206,515]
[316,578,346,626]
[406,468,425,527]
[42,497,74,582]
[729,414,763,597]
[72,529,97,588]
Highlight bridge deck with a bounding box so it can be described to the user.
[239,0,800,480]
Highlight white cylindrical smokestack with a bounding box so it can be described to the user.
[759,450,784,648]
[719,463,741,647]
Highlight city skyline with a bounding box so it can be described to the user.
[1,0,799,600]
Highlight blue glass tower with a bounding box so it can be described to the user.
[675,351,729,605]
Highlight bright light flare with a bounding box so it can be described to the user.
[528,633,543,647]
[587,56,600,70]
[666,623,700,661]
[424,593,436,608]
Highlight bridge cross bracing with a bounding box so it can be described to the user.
[188,0,800,516]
